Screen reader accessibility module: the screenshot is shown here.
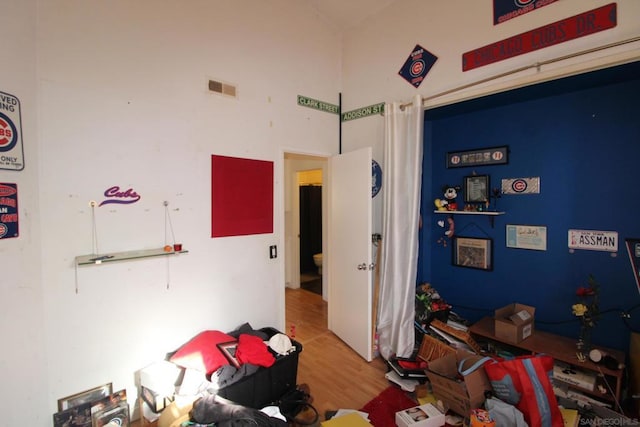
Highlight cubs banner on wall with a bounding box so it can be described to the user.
[398,44,437,88]
[465,3,617,71]
[0,91,25,171]
[493,0,558,25]
[0,183,18,239]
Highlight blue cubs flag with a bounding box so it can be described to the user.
[398,44,437,88]
[493,0,558,25]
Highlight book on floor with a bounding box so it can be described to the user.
[560,407,579,427]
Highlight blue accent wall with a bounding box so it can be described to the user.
[419,62,640,351]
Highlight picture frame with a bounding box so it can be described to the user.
[452,236,493,271]
[58,383,113,412]
[464,174,490,203]
[217,341,241,368]
[53,403,93,427]
[506,224,547,251]
[91,389,128,416]
[91,400,129,427]
[53,388,124,427]
[446,145,509,168]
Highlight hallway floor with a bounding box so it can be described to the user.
[300,272,322,295]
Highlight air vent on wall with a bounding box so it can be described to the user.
[208,79,237,99]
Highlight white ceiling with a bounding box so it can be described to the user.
[304,0,399,31]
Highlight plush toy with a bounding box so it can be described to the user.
[434,198,448,211]
[442,185,461,211]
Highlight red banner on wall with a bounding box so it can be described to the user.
[463,3,617,71]
[211,155,273,238]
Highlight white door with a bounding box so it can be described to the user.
[328,147,373,361]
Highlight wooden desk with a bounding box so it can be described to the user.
[470,316,625,404]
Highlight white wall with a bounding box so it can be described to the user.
[1,0,639,425]
[0,1,47,425]
[2,0,342,425]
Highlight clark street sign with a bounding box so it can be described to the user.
[297,95,339,115]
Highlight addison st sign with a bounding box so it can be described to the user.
[463,3,617,71]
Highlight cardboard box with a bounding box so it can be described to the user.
[553,361,596,391]
[494,303,535,344]
[395,403,446,427]
[141,386,174,413]
[425,349,492,417]
[139,360,182,397]
[630,332,640,419]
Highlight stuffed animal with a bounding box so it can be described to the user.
[434,198,448,211]
[442,185,461,211]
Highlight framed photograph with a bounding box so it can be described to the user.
[217,341,241,368]
[506,225,547,251]
[446,145,509,168]
[91,400,129,427]
[53,403,93,427]
[464,175,490,203]
[91,389,127,416]
[452,236,493,271]
[58,383,113,412]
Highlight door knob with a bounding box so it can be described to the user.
[357,263,367,270]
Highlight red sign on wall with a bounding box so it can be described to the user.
[0,183,18,239]
[463,3,617,71]
[211,155,273,238]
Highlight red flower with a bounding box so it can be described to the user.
[576,286,595,296]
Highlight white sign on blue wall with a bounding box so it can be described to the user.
[568,229,618,252]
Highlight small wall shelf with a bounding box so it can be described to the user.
[433,210,505,227]
[75,247,188,266]
[433,210,505,216]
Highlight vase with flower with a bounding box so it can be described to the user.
[571,274,600,358]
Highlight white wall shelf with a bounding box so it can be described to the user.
[433,210,505,216]
[433,210,505,227]
[75,247,188,266]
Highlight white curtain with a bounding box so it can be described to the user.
[377,94,424,359]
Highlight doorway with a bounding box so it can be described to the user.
[283,148,374,361]
[283,153,328,301]
[299,179,322,295]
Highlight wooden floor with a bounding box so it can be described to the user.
[286,287,390,420]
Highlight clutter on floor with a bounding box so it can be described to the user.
[405,283,636,427]
[117,282,635,427]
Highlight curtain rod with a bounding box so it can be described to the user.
[398,35,640,110]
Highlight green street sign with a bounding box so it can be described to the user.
[341,103,385,122]
[297,95,339,115]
